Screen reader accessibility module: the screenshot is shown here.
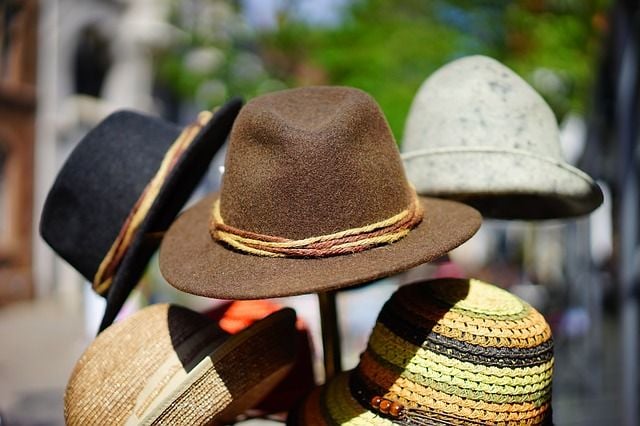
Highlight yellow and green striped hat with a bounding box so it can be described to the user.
[291,278,553,425]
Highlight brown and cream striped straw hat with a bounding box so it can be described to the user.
[290,278,554,425]
[64,304,297,425]
[159,86,481,299]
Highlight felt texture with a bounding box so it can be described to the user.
[403,149,602,220]
[40,98,243,331]
[402,55,602,220]
[160,193,479,299]
[221,86,413,239]
[41,111,179,280]
[160,86,481,298]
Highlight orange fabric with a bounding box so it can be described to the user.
[203,300,316,415]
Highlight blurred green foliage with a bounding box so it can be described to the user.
[157,0,610,142]
[261,2,463,142]
[156,0,287,109]
[260,0,610,141]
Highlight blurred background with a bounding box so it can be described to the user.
[0,0,638,424]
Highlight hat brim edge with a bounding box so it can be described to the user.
[100,99,243,331]
[292,371,554,425]
[158,193,482,300]
[402,148,603,220]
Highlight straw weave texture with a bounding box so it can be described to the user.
[65,304,295,425]
[149,309,295,425]
[65,304,217,425]
[293,278,554,425]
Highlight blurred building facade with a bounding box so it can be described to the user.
[32,0,173,308]
[0,0,37,304]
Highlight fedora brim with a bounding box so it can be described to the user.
[99,99,243,331]
[402,148,603,220]
[158,193,481,299]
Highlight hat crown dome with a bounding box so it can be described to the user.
[403,55,562,160]
[220,86,412,240]
[64,304,220,423]
[368,278,552,360]
[65,304,298,425]
[40,111,180,281]
[355,278,554,423]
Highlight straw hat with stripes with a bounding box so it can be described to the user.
[64,304,297,425]
[290,278,554,425]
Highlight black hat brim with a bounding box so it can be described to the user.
[99,98,243,331]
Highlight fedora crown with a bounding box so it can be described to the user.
[40,100,243,332]
[403,55,562,160]
[220,86,413,240]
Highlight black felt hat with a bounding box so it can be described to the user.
[40,98,242,332]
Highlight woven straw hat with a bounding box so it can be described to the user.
[401,55,602,220]
[64,304,297,425]
[40,99,242,331]
[290,278,554,425]
[159,86,481,299]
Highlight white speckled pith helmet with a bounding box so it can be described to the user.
[401,55,602,220]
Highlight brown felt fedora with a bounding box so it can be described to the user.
[159,86,481,299]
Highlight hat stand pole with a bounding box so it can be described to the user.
[317,291,342,380]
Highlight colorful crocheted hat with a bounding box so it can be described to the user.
[401,55,602,220]
[159,86,481,299]
[40,99,242,331]
[64,304,297,425]
[290,278,554,425]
